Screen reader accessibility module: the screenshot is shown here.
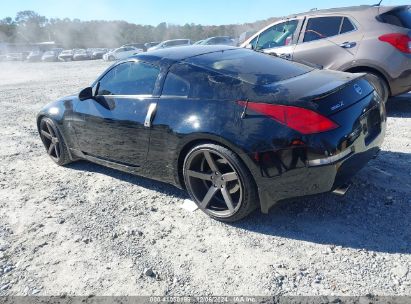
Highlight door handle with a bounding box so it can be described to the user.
[144,103,157,128]
[339,41,357,49]
[278,53,292,60]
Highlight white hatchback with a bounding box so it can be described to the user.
[103,46,143,61]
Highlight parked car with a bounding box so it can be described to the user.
[73,49,91,61]
[144,42,161,50]
[27,50,43,62]
[42,50,59,62]
[6,53,24,61]
[200,36,237,46]
[37,46,386,222]
[103,46,143,61]
[122,43,147,52]
[58,50,74,62]
[193,40,205,45]
[238,30,257,46]
[90,48,108,60]
[242,5,411,102]
[147,39,191,51]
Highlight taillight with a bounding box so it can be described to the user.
[238,101,339,134]
[379,33,411,54]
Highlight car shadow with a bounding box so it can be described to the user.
[67,161,187,198]
[232,150,411,255]
[67,151,410,255]
[386,93,411,118]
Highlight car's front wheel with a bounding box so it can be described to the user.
[39,117,72,166]
[183,144,258,222]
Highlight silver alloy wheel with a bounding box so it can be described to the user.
[39,119,61,162]
[184,148,243,217]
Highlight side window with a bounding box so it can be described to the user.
[256,20,299,50]
[340,17,355,34]
[162,72,190,97]
[303,17,343,42]
[97,61,160,96]
[248,36,258,49]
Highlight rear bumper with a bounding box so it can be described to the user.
[252,92,386,213]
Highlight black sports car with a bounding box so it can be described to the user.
[37,46,386,222]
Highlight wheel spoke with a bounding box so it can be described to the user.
[201,186,218,209]
[187,170,212,181]
[54,144,60,158]
[41,130,52,140]
[221,187,235,212]
[204,151,219,172]
[45,122,54,136]
[222,172,238,182]
[48,143,55,155]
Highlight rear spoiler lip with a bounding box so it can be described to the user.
[309,72,367,101]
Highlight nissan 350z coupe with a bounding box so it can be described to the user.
[37,46,386,222]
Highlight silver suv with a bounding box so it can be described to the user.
[241,5,411,101]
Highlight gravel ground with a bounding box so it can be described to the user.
[0,60,410,296]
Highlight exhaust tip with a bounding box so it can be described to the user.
[332,184,351,196]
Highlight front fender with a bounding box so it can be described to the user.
[37,96,78,159]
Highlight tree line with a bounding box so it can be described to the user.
[0,11,277,49]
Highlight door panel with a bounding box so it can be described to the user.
[73,96,156,167]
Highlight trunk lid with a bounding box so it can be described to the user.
[248,69,375,116]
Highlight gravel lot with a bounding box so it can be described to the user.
[0,60,410,296]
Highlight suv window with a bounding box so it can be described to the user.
[162,72,190,97]
[340,17,355,34]
[256,20,299,50]
[98,61,159,96]
[379,6,411,29]
[303,16,343,42]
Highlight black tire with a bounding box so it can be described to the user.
[364,72,389,103]
[109,55,115,61]
[38,117,72,166]
[183,143,258,222]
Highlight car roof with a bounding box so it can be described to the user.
[135,45,237,63]
[284,5,404,18]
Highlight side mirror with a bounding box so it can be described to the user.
[79,87,93,101]
[245,43,254,50]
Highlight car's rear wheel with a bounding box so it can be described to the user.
[109,55,115,61]
[364,72,389,103]
[39,117,71,166]
[183,144,258,222]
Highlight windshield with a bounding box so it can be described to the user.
[186,48,312,85]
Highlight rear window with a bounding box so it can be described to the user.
[379,6,411,29]
[185,49,312,85]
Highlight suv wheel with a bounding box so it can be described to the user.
[364,72,389,103]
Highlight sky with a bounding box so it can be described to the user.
[2,0,410,26]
